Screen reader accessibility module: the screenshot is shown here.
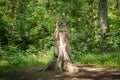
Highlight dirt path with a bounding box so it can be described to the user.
[0,65,120,80]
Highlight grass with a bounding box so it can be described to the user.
[0,48,53,73]
[0,48,120,73]
[72,52,120,69]
[0,54,52,73]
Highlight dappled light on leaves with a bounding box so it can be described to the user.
[0,0,120,80]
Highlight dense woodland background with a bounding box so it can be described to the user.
[0,0,120,73]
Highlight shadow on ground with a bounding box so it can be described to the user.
[0,64,120,80]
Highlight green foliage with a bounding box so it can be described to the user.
[0,0,120,73]
[0,0,119,52]
[72,52,120,69]
[0,45,53,73]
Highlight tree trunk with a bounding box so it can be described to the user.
[40,19,79,73]
[98,0,109,39]
[115,0,119,20]
[8,0,16,18]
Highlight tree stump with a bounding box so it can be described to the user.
[40,19,79,73]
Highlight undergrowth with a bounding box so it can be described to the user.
[72,52,120,69]
[0,46,120,73]
[0,47,53,73]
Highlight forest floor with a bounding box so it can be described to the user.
[0,64,120,80]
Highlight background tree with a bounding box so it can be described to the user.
[98,0,109,39]
[115,0,119,20]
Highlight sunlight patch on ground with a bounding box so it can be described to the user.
[82,67,106,72]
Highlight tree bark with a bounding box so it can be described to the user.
[115,0,119,20]
[40,19,79,73]
[98,0,109,39]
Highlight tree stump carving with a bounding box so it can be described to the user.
[40,19,79,73]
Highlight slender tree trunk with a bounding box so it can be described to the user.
[115,0,119,20]
[98,0,109,39]
[88,0,94,25]
[40,19,79,73]
[8,0,16,18]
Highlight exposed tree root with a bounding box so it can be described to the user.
[63,60,79,73]
[40,59,79,73]
[39,59,56,72]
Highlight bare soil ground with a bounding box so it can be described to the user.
[0,64,120,80]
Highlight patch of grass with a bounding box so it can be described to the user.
[72,52,120,69]
[0,49,53,73]
[1,45,120,73]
